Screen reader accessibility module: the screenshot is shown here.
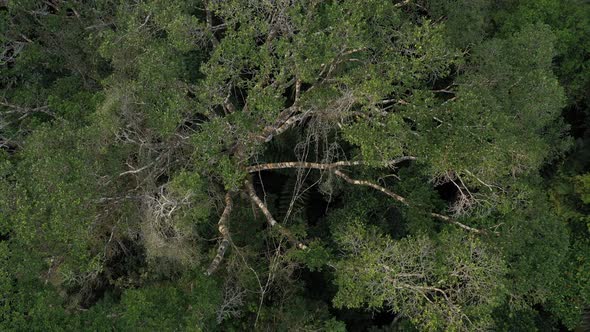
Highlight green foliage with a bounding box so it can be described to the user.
[168,170,211,223]
[428,0,491,47]
[494,193,569,305]
[575,173,590,205]
[547,239,590,329]
[11,124,110,269]
[253,295,346,332]
[425,23,568,183]
[117,275,220,331]
[1,0,590,330]
[490,0,590,102]
[332,220,506,331]
[289,239,332,272]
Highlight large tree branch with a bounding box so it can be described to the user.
[429,212,489,235]
[0,101,54,120]
[206,192,234,276]
[245,180,307,249]
[255,105,300,143]
[247,155,487,234]
[204,0,220,48]
[334,170,488,234]
[246,157,486,234]
[247,156,416,173]
[333,170,410,205]
[222,91,236,114]
[246,156,487,234]
[248,160,362,173]
[263,111,311,142]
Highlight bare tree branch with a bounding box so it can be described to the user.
[0,101,55,119]
[333,170,409,205]
[206,192,234,276]
[223,92,236,114]
[247,157,487,234]
[333,170,488,234]
[245,180,307,250]
[294,78,302,102]
[263,110,313,142]
[205,0,220,47]
[247,156,416,173]
[429,212,490,235]
[118,163,152,177]
[256,105,301,143]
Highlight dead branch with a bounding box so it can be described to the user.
[247,156,416,173]
[248,160,361,173]
[256,105,301,143]
[394,0,411,8]
[245,180,307,250]
[247,157,487,234]
[0,101,55,119]
[223,92,236,114]
[217,277,245,323]
[206,192,234,275]
[205,0,220,47]
[264,110,311,142]
[118,163,152,177]
[294,78,302,101]
[85,21,115,30]
[334,169,488,234]
[333,170,409,205]
[429,213,488,235]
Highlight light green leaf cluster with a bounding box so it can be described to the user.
[332,220,506,331]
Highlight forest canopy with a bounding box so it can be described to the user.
[1,0,590,331]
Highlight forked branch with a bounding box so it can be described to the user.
[334,170,487,234]
[247,157,487,235]
[334,170,488,234]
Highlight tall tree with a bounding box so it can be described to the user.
[1,0,587,330]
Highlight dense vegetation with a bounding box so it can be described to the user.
[1,0,589,330]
